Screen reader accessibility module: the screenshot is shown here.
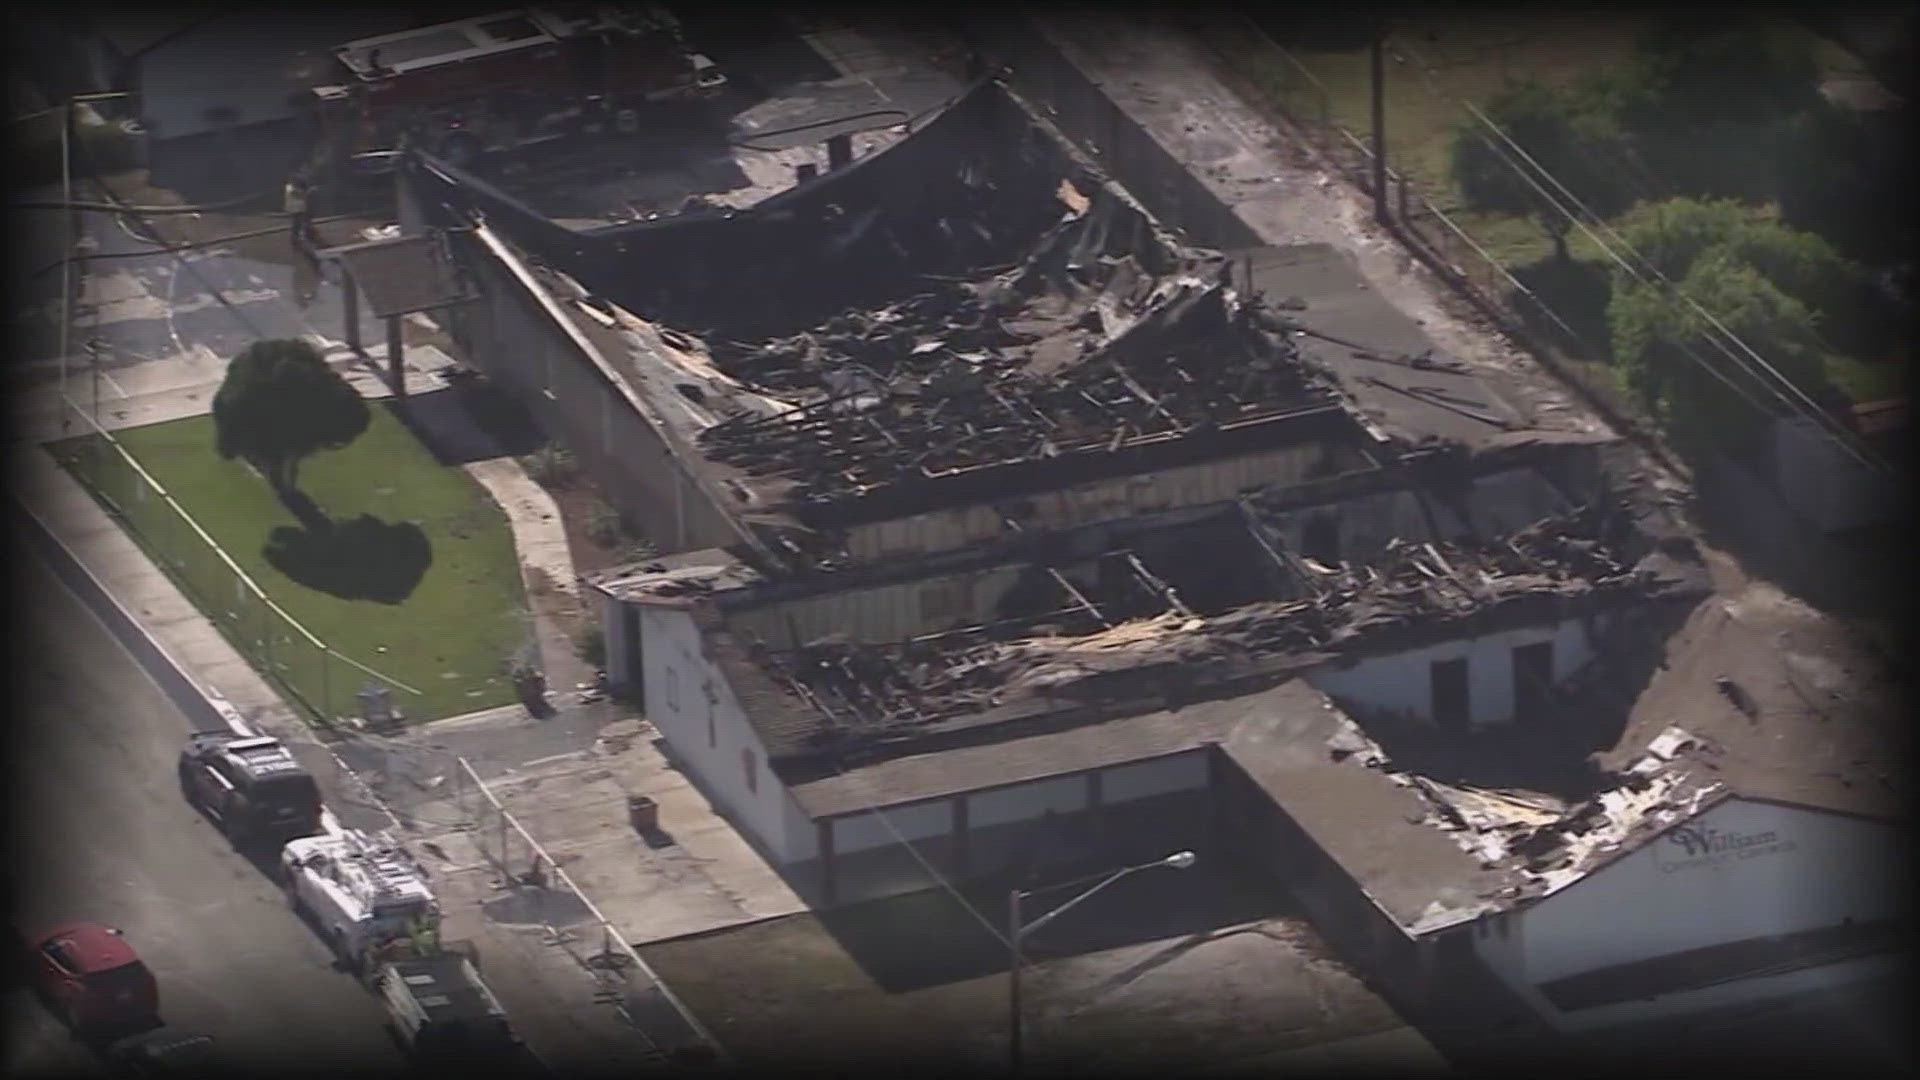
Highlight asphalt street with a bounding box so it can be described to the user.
[4,543,407,1075]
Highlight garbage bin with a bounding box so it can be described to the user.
[627,795,658,832]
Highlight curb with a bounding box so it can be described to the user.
[16,494,356,837]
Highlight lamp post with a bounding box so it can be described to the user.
[1007,849,1197,1070]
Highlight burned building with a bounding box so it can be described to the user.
[397,73,1902,1054]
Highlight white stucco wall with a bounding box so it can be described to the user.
[603,593,635,687]
[1102,751,1210,801]
[969,774,1091,829]
[637,607,805,862]
[1306,617,1595,728]
[831,798,956,854]
[1474,798,1908,1031]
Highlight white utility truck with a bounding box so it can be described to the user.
[281,830,440,972]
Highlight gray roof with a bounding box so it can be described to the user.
[1229,243,1541,449]
[789,680,1295,818]
[1217,681,1507,932]
[331,235,470,319]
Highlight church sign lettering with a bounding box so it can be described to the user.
[1654,823,1798,873]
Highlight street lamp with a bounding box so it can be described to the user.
[1007,849,1197,1070]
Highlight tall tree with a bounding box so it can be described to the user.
[1611,197,1859,323]
[1620,17,1825,200]
[1627,16,1824,126]
[213,338,369,496]
[1606,204,1848,450]
[1451,79,1637,262]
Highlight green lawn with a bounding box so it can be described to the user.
[60,408,525,723]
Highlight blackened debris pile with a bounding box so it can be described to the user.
[697,266,1334,506]
[751,500,1691,739]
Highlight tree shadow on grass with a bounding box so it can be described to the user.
[263,505,433,605]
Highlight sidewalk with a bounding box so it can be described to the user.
[11,441,686,1063]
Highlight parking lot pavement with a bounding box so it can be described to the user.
[408,824,678,1072]
[481,718,808,945]
[638,859,1411,1070]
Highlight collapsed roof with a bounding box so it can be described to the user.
[730,495,1706,776]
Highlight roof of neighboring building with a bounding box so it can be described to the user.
[329,234,472,319]
[1216,682,1509,933]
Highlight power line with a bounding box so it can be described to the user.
[1456,91,1892,477]
[1389,33,1890,476]
[1442,98,1799,429]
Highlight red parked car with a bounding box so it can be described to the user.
[28,922,159,1039]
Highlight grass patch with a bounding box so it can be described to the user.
[59,408,525,722]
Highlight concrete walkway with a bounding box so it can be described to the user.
[479,716,808,945]
[460,457,597,697]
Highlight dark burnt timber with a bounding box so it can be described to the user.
[697,272,1357,522]
[747,497,1707,775]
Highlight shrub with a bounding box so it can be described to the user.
[521,444,579,487]
[575,624,607,668]
[584,499,624,547]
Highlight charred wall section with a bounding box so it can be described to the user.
[978,16,1265,252]
[402,173,741,554]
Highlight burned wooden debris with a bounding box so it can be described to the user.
[748,501,1687,742]
[695,239,1335,511]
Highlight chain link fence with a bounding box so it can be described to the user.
[1195,19,1687,481]
[447,757,722,1066]
[47,393,420,726]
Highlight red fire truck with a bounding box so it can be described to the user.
[304,5,723,171]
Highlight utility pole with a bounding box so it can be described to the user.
[1371,32,1388,225]
[61,95,76,410]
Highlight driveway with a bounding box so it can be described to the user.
[639,857,1408,1070]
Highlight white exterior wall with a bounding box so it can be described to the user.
[1101,751,1210,802]
[638,607,804,862]
[1474,798,1908,1032]
[603,594,635,687]
[831,799,955,855]
[1306,617,1595,728]
[967,774,1092,829]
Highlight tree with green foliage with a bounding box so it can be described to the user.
[213,338,369,497]
[1450,79,1637,262]
[1611,197,1861,323]
[1616,17,1826,201]
[1627,16,1823,126]
[1775,97,1913,268]
[1606,199,1851,449]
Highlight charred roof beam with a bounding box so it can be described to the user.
[1122,550,1195,619]
[1107,357,1187,434]
[1236,499,1320,597]
[1046,568,1112,630]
